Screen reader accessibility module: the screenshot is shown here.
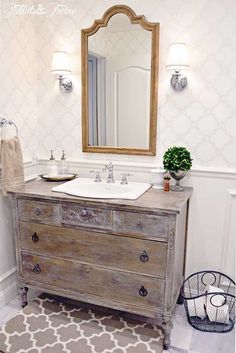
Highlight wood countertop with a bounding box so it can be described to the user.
[8,179,192,214]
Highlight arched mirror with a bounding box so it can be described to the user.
[81,5,159,155]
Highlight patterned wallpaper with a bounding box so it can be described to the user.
[0,0,236,168]
[0,0,39,162]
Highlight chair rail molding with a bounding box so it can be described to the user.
[38,158,236,180]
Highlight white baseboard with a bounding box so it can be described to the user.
[0,267,18,310]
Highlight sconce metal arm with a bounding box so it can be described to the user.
[57,75,73,93]
[170,70,187,91]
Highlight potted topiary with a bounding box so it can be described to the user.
[163,146,192,191]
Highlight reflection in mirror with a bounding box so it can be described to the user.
[88,14,152,149]
[82,5,159,155]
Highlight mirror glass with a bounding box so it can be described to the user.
[82,6,159,155]
[88,14,151,148]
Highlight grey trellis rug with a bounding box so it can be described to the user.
[0,294,163,353]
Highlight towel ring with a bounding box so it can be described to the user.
[0,118,18,139]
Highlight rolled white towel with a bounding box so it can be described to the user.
[187,296,206,319]
[207,303,229,324]
[206,285,225,306]
[206,285,229,324]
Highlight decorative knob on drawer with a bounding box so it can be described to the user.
[33,264,41,274]
[81,208,88,216]
[139,286,148,297]
[34,207,41,216]
[32,233,39,243]
[140,250,149,262]
[136,219,143,230]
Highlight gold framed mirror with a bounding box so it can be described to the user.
[81,5,159,155]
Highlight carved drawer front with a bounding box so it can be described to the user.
[22,253,165,311]
[113,211,168,239]
[20,221,167,277]
[61,203,112,230]
[18,199,60,224]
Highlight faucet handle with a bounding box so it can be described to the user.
[120,173,133,185]
[90,170,102,183]
[105,161,113,170]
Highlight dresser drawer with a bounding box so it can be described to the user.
[20,222,167,277]
[113,210,168,239]
[18,199,60,224]
[22,253,165,311]
[61,203,112,230]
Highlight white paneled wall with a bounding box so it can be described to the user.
[221,190,236,280]
[0,0,236,308]
[0,163,38,308]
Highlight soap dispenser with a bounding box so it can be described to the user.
[48,150,58,177]
[58,150,69,175]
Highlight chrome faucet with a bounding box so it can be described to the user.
[105,162,115,183]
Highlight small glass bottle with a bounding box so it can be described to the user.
[163,175,171,192]
[58,150,69,175]
[48,150,58,177]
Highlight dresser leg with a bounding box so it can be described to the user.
[163,318,173,350]
[21,287,28,308]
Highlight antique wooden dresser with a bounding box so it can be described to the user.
[9,180,192,349]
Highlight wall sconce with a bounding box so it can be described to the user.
[166,43,189,91]
[51,51,73,93]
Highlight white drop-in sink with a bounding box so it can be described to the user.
[52,178,151,200]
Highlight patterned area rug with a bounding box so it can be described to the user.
[0,294,163,353]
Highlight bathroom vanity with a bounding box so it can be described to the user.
[9,180,191,349]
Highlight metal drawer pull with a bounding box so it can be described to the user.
[33,264,41,274]
[34,207,41,216]
[139,286,148,297]
[81,208,88,216]
[140,250,149,262]
[136,219,143,230]
[32,233,39,243]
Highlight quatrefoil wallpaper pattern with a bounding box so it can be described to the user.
[0,0,235,168]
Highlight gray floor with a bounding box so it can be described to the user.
[0,292,235,353]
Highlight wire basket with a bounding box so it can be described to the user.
[180,270,235,333]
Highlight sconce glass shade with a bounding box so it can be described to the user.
[166,43,189,91]
[166,43,189,71]
[51,51,72,93]
[51,51,71,75]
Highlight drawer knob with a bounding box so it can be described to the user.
[139,286,148,297]
[34,207,41,216]
[136,219,143,230]
[33,264,41,274]
[140,250,149,262]
[32,233,39,243]
[81,208,88,217]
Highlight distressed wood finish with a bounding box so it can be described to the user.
[18,199,60,225]
[8,179,191,214]
[61,203,112,230]
[9,180,192,349]
[113,210,168,239]
[81,5,159,156]
[20,221,167,277]
[22,253,165,311]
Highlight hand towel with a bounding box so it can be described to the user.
[206,285,225,306]
[187,296,206,319]
[206,285,229,324]
[207,303,229,324]
[0,136,25,196]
